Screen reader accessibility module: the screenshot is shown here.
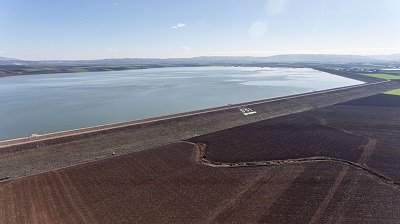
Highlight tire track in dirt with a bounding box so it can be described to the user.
[29,180,53,224]
[205,171,272,223]
[47,172,78,223]
[15,176,50,224]
[36,175,58,222]
[16,182,30,223]
[358,138,377,166]
[326,173,361,223]
[309,166,349,224]
[55,172,92,223]
[60,171,98,224]
[214,166,306,223]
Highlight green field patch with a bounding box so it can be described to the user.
[362,73,400,80]
[385,88,400,96]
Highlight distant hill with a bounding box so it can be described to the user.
[368,54,400,61]
[0,56,18,61]
[264,54,370,62]
[1,54,400,66]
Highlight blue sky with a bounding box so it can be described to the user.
[1,0,400,60]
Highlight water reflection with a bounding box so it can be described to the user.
[0,66,363,140]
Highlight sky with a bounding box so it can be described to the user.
[1,0,400,60]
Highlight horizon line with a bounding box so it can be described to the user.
[2,53,400,62]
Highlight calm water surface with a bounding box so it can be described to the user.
[0,66,363,140]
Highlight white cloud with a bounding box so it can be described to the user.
[171,23,186,29]
[182,47,191,50]
[0,50,4,54]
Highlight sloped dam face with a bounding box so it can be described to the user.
[0,66,363,140]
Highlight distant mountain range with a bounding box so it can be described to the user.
[0,56,18,61]
[1,54,400,66]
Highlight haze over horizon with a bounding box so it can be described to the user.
[1,0,400,60]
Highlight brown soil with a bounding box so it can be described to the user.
[338,93,400,107]
[190,114,367,163]
[1,142,399,223]
[190,93,400,183]
[305,94,400,182]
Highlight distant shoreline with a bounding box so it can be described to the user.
[0,65,190,78]
[0,64,280,78]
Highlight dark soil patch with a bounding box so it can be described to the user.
[305,105,400,182]
[338,93,400,107]
[189,114,367,163]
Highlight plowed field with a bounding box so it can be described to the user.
[338,93,400,107]
[190,114,367,163]
[1,142,399,223]
[307,93,400,182]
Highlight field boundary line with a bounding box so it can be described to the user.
[186,142,400,188]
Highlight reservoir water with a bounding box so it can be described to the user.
[0,66,363,141]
